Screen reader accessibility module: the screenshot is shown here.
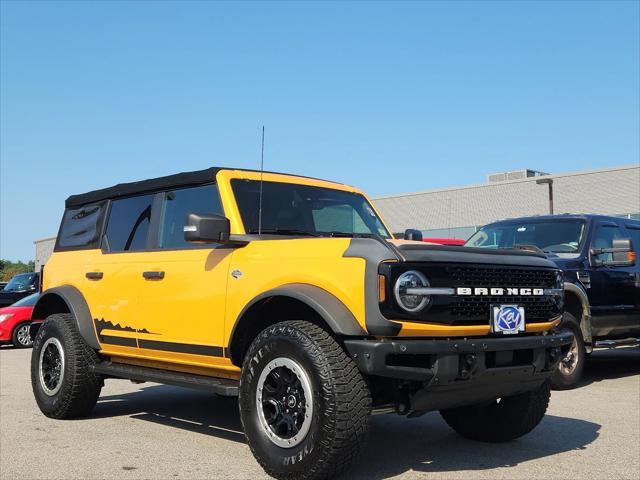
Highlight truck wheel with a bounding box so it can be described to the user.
[440,380,551,442]
[550,312,585,390]
[30,313,102,419]
[239,321,371,480]
[12,322,33,348]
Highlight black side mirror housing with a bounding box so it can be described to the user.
[404,229,423,241]
[590,238,635,267]
[184,213,231,243]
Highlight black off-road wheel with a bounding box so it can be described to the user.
[550,312,585,390]
[30,313,102,419]
[12,322,33,348]
[239,321,371,480]
[440,380,551,442]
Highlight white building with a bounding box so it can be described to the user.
[373,164,640,239]
[34,236,56,271]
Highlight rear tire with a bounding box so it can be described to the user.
[12,322,33,348]
[440,380,551,442]
[239,321,371,480]
[30,313,102,419]
[550,312,585,390]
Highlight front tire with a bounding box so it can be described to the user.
[30,313,102,419]
[12,322,33,348]
[550,312,585,390]
[440,380,551,442]
[239,321,371,480]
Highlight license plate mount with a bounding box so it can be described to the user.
[491,305,525,334]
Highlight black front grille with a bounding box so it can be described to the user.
[447,266,557,288]
[380,262,562,325]
[451,296,560,322]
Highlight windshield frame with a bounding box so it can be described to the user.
[465,219,587,255]
[230,178,393,239]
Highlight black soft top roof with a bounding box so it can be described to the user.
[65,167,221,208]
[65,167,344,208]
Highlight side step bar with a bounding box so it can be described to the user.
[91,362,239,397]
[595,338,640,349]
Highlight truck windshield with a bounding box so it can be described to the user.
[3,273,37,292]
[466,220,586,254]
[231,179,391,238]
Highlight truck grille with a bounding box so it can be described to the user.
[450,296,560,322]
[447,265,557,288]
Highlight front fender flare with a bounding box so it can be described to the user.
[564,281,593,350]
[32,286,100,350]
[228,283,366,364]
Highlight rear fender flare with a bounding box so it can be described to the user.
[32,286,99,349]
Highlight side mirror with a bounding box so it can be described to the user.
[184,213,231,243]
[590,238,636,267]
[404,229,423,241]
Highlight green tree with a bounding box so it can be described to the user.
[0,259,35,282]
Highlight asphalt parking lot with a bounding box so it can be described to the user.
[1,347,638,480]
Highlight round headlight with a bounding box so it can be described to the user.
[394,270,430,312]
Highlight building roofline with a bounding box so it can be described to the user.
[33,236,57,244]
[374,164,639,200]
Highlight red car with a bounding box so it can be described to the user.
[423,237,466,246]
[0,293,40,348]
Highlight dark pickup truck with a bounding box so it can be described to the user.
[0,272,40,308]
[466,214,640,388]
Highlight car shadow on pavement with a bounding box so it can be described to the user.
[578,347,640,387]
[94,385,246,444]
[346,413,600,479]
[93,383,601,479]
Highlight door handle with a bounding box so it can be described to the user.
[143,271,165,280]
[85,272,103,280]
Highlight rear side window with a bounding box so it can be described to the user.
[56,202,106,249]
[105,194,155,252]
[159,184,222,249]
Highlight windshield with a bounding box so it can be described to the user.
[231,180,391,238]
[466,220,586,254]
[3,273,38,292]
[12,293,40,307]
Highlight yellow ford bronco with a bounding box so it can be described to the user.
[30,167,572,480]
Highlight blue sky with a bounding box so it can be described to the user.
[1,0,639,261]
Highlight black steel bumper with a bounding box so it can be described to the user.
[344,331,574,413]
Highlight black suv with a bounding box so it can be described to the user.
[0,272,40,308]
[466,214,640,389]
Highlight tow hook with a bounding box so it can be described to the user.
[459,353,477,379]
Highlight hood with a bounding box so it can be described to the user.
[388,241,558,268]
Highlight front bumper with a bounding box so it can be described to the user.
[344,330,574,413]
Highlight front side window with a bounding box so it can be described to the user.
[591,224,623,262]
[56,202,106,249]
[231,180,391,238]
[105,194,155,252]
[625,226,640,255]
[466,220,585,255]
[159,184,223,249]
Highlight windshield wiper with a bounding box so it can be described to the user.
[248,229,320,237]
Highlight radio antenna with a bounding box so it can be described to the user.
[258,125,265,235]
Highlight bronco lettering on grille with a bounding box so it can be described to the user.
[456,287,544,296]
